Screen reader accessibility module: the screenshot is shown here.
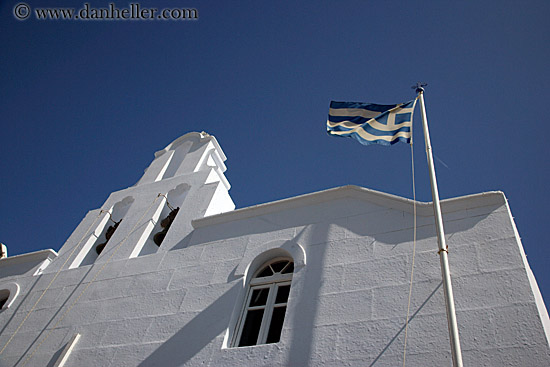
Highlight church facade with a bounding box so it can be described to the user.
[0,132,548,366]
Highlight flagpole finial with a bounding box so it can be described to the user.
[412,82,427,93]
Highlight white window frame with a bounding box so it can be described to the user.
[233,258,293,347]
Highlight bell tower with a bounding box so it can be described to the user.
[47,131,235,272]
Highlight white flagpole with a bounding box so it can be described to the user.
[415,84,463,367]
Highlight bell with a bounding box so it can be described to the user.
[152,207,180,247]
[161,207,180,228]
[153,228,167,246]
[95,220,121,255]
[95,242,107,255]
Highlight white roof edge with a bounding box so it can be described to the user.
[153,132,227,161]
[0,249,58,267]
[192,185,506,229]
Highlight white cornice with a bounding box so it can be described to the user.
[0,249,58,268]
[192,185,506,229]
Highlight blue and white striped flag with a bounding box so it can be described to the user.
[327,99,417,146]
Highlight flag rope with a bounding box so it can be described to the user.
[402,129,418,367]
[20,194,161,366]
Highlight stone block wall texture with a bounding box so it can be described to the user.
[0,190,548,367]
[0,133,547,366]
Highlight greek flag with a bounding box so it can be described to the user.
[327,99,417,146]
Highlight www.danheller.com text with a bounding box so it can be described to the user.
[13,2,198,21]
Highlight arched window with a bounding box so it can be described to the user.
[0,290,9,309]
[234,258,294,347]
[0,283,20,310]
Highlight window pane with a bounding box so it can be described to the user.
[270,260,288,273]
[249,288,269,307]
[275,285,290,304]
[281,262,294,274]
[238,309,264,347]
[256,266,273,278]
[266,306,287,343]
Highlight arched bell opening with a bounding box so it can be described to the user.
[132,184,189,258]
[70,196,134,268]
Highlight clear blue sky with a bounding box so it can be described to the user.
[1,1,549,309]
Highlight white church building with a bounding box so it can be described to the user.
[0,132,548,366]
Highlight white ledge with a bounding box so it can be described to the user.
[0,249,58,268]
[192,185,506,229]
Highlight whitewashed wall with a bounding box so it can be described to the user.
[0,134,548,367]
